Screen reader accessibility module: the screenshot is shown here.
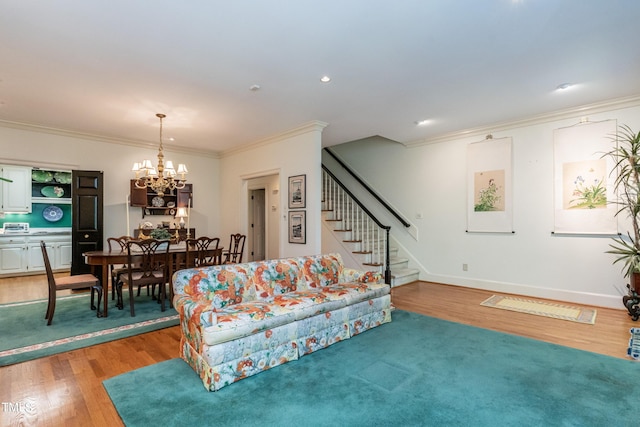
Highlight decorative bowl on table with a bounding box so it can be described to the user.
[150,228,172,240]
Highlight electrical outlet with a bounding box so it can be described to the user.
[462,263,468,271]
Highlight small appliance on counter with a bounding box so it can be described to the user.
[1,222,30,235]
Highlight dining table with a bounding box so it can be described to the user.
[83,243,222,318]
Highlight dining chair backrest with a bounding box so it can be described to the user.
[107,235,137,300]
[121,239,171,316]
[126,239,170,282]
[224,233,246,264]
[185,236,221,268]
[108,235,133,252]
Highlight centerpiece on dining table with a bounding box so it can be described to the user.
[138,225,180,244]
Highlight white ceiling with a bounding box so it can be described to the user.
[1,1,639,155]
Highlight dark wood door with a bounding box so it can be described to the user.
[71,170,103,276]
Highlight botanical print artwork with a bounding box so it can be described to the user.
[552,120,616,234]
[474,169,505,212]
[467,137,512,233]
[563,159,607,209]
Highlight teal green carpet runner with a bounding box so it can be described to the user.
[0,292,178,366]
[103,310,639,427]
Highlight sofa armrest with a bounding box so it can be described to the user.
[341,268,383,284]
[173,295,217,354]
[174,295,217,326]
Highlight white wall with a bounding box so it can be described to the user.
[0,125,220,242]
[219,121,325,258]
[332,103,640,309]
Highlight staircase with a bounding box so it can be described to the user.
[322,169,420,286]
[387,247,420,286]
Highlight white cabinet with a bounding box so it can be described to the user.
[27,241,48,271]
[27,236,72,272]
[57,240,72,269]
[1,165,32,213]
[0,235,71,276]
[0,240,28,275]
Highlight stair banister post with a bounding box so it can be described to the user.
[384,227,391,285]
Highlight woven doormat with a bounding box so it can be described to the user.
[480,295,597,324]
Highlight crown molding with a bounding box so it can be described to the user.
[0,118,330,159]
[220,120,329,158]
[0,118,220,158]
[403,94,640,148]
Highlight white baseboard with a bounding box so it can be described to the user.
[422,273,625,310]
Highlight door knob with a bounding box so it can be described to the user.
[84,234,89,239]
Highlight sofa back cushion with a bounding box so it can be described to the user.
[249,258,305,301]
[172,264,252,310]
[299,253,344,290]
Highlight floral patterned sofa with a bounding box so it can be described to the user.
[172,253,392,391]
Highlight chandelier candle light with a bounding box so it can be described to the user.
[132,113,188,196]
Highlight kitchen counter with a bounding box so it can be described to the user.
[0,228,71,237]
[26,230,72,236]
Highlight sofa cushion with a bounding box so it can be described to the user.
[173,264,252,310]
[321,282,390,305]
[202,301,296,346]
[270,290,346,320]
[250,259,305,301]
[299,253,344,290]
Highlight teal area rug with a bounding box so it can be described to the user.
[104,310,639,427]
[0,291,178,366]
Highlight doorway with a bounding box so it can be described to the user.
[246,173,279,261]
[249,189,266,261]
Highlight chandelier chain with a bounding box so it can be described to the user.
[131,113,188,197]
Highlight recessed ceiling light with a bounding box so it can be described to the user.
[320,76,331,83]
[249,84,261,92]
[414,119,431,126]
[556,82,573,91]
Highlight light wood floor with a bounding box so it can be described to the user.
[0,275,636,426]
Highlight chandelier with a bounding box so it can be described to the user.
[131,113,188,196]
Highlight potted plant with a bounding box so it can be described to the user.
[604,124,640,319]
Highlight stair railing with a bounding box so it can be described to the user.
[324,147,410,228]
[322,166,391,284]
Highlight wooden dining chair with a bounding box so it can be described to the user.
[222,233,246,264]
[185,236,222,268]
[117,239,170,317]
[107,236,136,301]
[41,241,102,325]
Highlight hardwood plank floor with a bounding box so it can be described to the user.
[391,281,634,359]
[0,276,636,426]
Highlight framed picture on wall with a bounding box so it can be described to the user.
[288,210,306,244]
[288,174,306,209]
[552,119,617,235]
